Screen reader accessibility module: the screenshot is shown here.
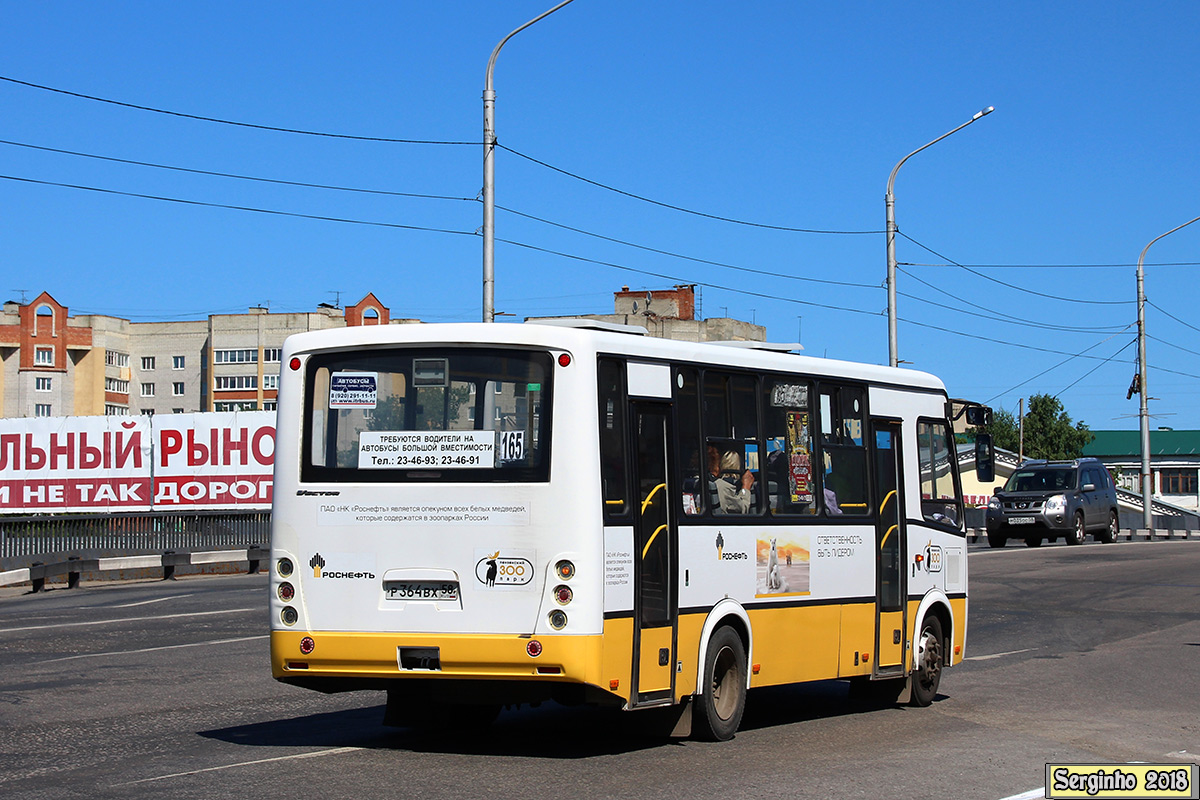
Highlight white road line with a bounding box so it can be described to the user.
[0,607,254,634]
[114,746,364,785]
[965,647,1038,661]
[32,634,268,664]
[996,789,1045,800]
[83,593,196,609]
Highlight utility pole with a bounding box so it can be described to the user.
[1018,398,1024,462]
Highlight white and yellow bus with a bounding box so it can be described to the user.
[270,320,990,740]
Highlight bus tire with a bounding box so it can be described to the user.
[695,626,747,741]
[910,615,944,707]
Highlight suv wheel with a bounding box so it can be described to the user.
[1100,510,1118,544]
[1025,535,1043,548]
[987,530,1006,548]
[1067,512,1085,546]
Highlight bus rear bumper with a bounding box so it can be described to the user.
[271,629,606,688]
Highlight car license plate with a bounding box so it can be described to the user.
[384,581,459,601]
[1009,516,1035,525]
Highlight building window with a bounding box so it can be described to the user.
[173,355,186,370]
[215,401,258,412]
[35,347,54,366]
[1161,469,1198,495]
[214,349,257,364]
[263,348,282,363]
[215,375,258,390]
[173,382,185,396]
[141,383,155,397]
[105,378,130,394]
[105,350,130,367]
[104,404,129,416]
[35,404,52,417]
[35,377,52,392]
[262,374,279,390]
[141,356,156,371]
[172,408,185,414]
[263,400,277,411]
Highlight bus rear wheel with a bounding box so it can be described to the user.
[696,626,747,741]
[910,615,944,707]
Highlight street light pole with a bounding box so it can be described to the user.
[1135,214,1200,534]
[482,0,578,323]
[886,106,994,366]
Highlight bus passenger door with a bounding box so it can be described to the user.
[872,420,907,676]
[631,403,677,705]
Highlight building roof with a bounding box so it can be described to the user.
[1083,430,1200,458]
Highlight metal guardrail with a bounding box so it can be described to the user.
[0,510,268,562]
[0,546,269,592]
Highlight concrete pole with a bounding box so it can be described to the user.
[482,0,578,322]
[1136,214,1200,533]
[885,107,993,366]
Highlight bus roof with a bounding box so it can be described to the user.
[281,322,947,393]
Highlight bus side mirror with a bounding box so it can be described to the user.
[965,406,993,426]
[975,433,995,483]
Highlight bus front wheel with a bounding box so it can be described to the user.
[910,615,944,707]
[696,626,747,741]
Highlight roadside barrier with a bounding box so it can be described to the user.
[0,545,267,592]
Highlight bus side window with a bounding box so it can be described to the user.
[763,377,817,515]
[917,419,961,526]
[676,367,704,515]
[598,359,628,517]
[818,385,869,516]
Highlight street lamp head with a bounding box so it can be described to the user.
[973,106,995,120]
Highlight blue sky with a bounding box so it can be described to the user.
[2,1,1199,432]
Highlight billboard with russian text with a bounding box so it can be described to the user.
[0,412,274,513]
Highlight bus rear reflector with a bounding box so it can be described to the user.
[558,353,571,367]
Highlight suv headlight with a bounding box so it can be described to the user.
[987,496,1001,510]
[1045,494,1067,512]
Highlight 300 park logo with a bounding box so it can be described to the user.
[475,551,534,587]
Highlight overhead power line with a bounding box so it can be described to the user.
[0,75,476,145]
[904,260,1200,269]
[498,144,882,235]
[899,232,1134,306]
[1148,300,1200,335]
[1,169,1169,364]
[985,327,1136,403]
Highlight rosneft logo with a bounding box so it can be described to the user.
[311,553,325,578]
[475,551,534,587]
[308,553,375,580]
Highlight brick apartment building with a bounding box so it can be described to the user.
[0,291,401,418]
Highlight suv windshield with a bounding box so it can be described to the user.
[302,347,552,482]
[1004,468,1076,492]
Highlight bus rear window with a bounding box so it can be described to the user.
[302,348,552,482]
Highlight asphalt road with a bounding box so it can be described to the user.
[1,539,1198,800]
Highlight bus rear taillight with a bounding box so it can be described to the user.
[557,353,571,367]
[299,637,316,655]
[555,560,575,580]
[526,640,543,658]
[553,585,572,605]
[278,582,295,602]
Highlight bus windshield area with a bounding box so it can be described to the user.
[302,348,552,482]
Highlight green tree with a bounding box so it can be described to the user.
[981,394,1093,460]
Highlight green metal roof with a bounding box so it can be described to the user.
[1083,429,1200,457]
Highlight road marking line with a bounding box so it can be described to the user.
[114,746,364,785]
[32,634,268,664]
[0,607,254,634]
[996,789,1044,800]
[965,647,1037,661]
[83,593,196,609]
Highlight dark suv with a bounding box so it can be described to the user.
[985,458,1120,548]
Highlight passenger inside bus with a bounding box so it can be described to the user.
[707,444,754,514]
